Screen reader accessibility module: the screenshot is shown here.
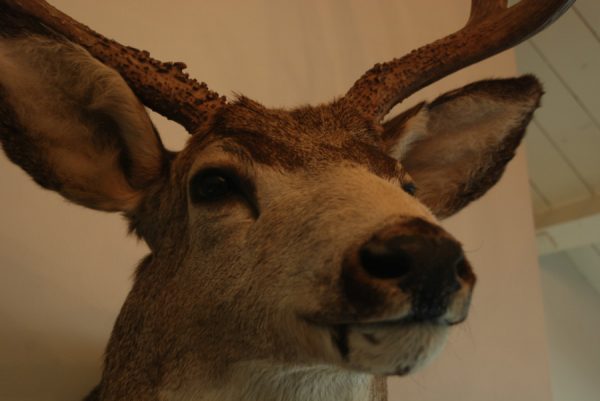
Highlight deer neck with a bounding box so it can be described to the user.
[167,363,384,401]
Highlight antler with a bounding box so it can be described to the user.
[1,0,226,133]
[342,0,574,123]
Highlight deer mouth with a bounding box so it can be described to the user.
[306,308,464,376]
[354,312,467,328]
[330,314,445,356]
[331,317,451,376]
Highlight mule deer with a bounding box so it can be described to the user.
[0,0,572,400]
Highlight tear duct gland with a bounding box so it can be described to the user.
[0,0,572,401]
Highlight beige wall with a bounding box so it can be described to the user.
[0,1,552,400]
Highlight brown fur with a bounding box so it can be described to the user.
[0,12,543,401]
[210,97,399,180]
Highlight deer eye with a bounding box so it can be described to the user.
[189,169,235,203]
[402,182,417,196]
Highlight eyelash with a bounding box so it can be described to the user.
[189,166,260,217]
[402,182,417,196]
[189,168,238,204]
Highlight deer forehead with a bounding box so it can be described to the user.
[180,97,401,180]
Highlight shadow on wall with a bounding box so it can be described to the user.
[0,324,101,401]
[0,315,104,401]
[0,235,121,401]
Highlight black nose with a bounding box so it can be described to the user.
[359,223,470,320]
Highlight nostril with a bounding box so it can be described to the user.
[359,237,413,280]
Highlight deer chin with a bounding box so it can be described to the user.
[340,319,450,376]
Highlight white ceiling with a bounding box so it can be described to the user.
[515,0,600,295]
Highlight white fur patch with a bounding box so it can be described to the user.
[388,108,430,161]
[182,363,373,401]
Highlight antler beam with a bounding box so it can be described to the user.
[2,0,225,133]
[342,0,574,123]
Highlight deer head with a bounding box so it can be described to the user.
[0,1,572,400]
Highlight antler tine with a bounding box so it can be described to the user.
[342,0,574,124]
[3,0,226,133]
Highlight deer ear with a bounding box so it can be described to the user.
[0,36,167,212]
[382,76,542,219]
